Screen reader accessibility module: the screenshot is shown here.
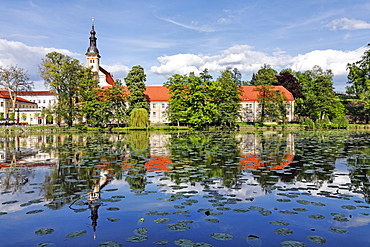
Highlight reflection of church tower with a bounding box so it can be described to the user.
[86,18,100,79]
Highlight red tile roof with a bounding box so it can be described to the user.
[240,86,294,102]
[145,86,170,102]
[0,91,36,104]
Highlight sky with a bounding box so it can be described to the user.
[0,0,370,92]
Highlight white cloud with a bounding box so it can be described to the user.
[151,45,366,83]
[327,18,370,30]
[101,63,130,80]
[0,39,80,80]
[155,15,216,33]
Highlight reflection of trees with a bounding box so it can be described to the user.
[167,132,242,188]
[41,133,127,209]
[345,133,370,203]
[125,131,150,193]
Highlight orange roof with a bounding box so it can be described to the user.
[145,86,170,102]
[0,91,36,104]
[240,86,294,102]
[18,91,54,96]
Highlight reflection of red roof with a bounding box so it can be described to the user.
[18,91,54,96]
[121,156,172,171]
[0,162,55,170]
[239,153,294,170]
[240,86,294,102]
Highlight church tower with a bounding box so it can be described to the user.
[86,18,100,76]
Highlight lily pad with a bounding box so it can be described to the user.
[37,243,57,247]
[155,218,171,223]
[167,223,190,232]
[134,227,148,235]
[274,228,293,236]
[233,208,249,213]
[106,207,120,211]
[0,212,8,215]
[173,210,190,215]
[280,240,306,247]
[308,214,325,220]
[174,239,194,246]
[341,205,356,210]
[205,218,219,223]
[155,240,169,245]
[35,228,54,236]
[270,220,289,226]
[329,227,348,234]
[99,241,123,247]
[26,209,44,214]
[66,230,87,239]
[126,235,148,242]
[210,233,233,241]
[107,217,120,222]
[307,235,326,244]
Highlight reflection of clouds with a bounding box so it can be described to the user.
[331,216,370,228]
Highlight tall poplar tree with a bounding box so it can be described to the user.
[124,65,149,114]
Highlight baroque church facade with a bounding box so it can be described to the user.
[8,21,294,125]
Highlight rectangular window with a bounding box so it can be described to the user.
[162,104,165,108]
[38,100,41,103]
[152,103,156,108]
[161,112,165,117]
[153,112,156,117]
[0,102,3,107]
[43,100,45,103]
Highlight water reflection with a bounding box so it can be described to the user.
[0,131,370,246]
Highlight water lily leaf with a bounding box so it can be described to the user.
[107,217,120,222]
[329,227,348,234]
[274,228,293,236]
[174,238,194,246]
[307,235,326,244]
[246,235,262,247]
[167,223,190,232]
[0,212,8,215]
[106,207,120,211]
[205,218,219,223]
[26,209,44,214]
[126,235,148,242]
[270,220,289,226]
[308,214,325,220]
[173,210,190,215]
[37,243,57,247]
[98,241,123,247]
[66,230,87,239]
[258,209,272,216]
[210,233,233,241]
[155,218,171,223]
[35,228,54,236]
[341,205,356,210]
[233,208,249,213]
[134,227,148,235]
[2,200,18,205]
[280,240,306,247]
[155,240,169,245]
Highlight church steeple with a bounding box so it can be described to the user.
[86,18,100,74]
[86,18,100,55]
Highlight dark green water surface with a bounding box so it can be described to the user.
[0,131,370,246]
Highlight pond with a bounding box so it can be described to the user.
[0,130,370,246]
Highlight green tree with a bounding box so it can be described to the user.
[256,86,287,123]
[39,52,96,127]
[124,65,149,114]
[250,64,278,86]
[0,65,34,118]
[214,68,242,127]
[129,108,149,128]
[164,74,189,126]
[295,65,345,121]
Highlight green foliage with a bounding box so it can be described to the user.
[164,68,242,129]
[315,116,330,129]
[301,118,315,129]
[129,108,149,128]
[9,112,15,121]
[39,52,97,127]
[250,64,278,86]
[125,65,149,113]
[331,116,349,128]
[294,65,345,121]
[0,112,4,120]
[256,86,287,123]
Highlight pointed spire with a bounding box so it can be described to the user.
[86,17,99,55]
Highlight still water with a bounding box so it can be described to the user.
[0,131,369,246]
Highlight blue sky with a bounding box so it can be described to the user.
[0,0,370,91]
